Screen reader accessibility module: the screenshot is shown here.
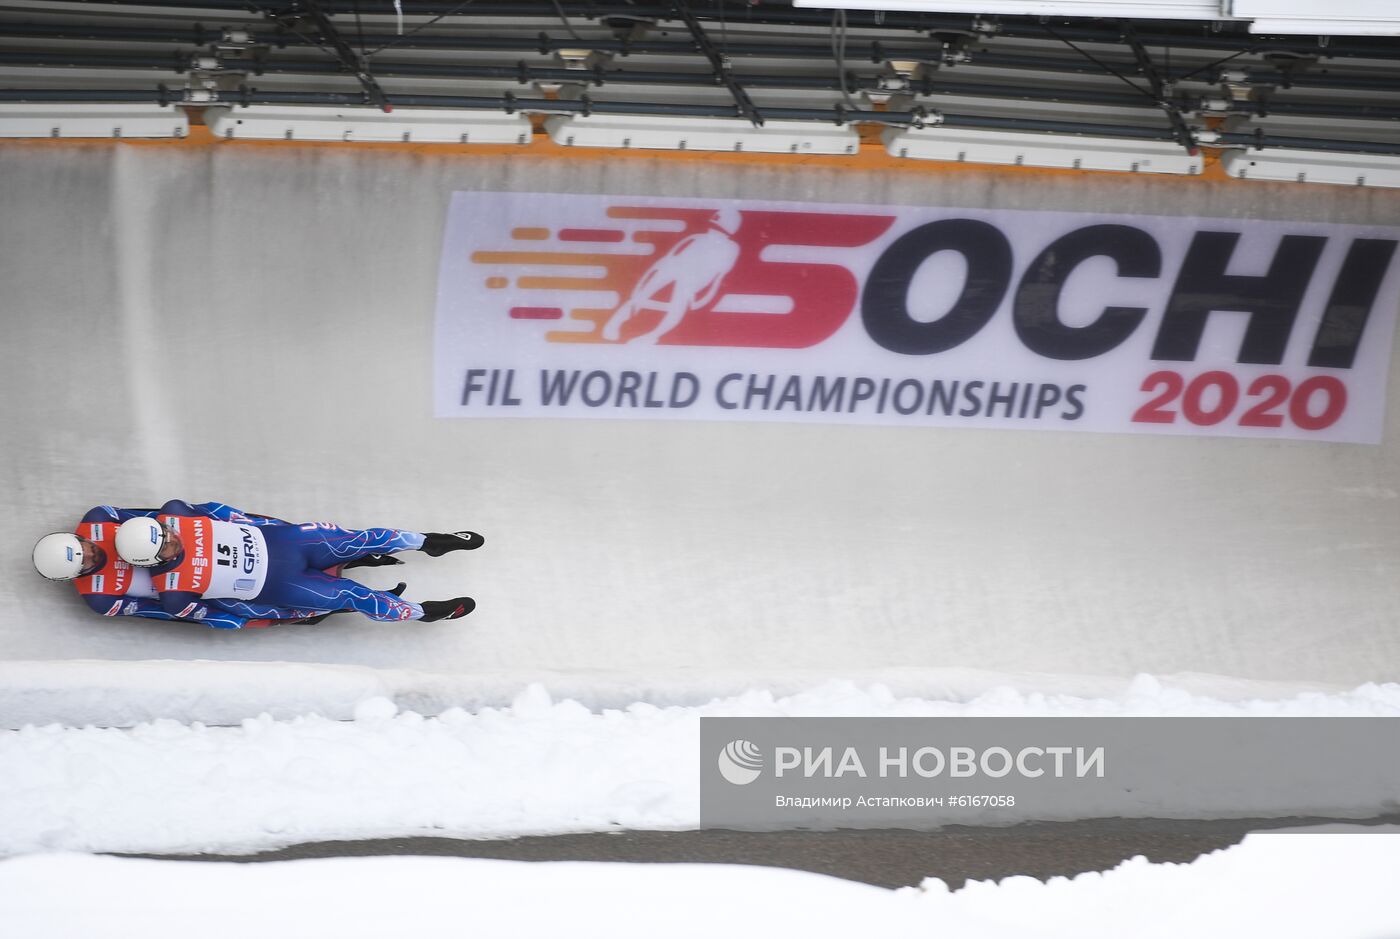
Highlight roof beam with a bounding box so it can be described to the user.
[274,0,392,112]
[673,0,764,127]
[1120,20,1198,153]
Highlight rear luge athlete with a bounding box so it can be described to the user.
[110,500,483,628]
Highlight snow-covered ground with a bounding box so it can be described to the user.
[5,664,1400,856]
[5,670,1400,937]
[5,830,1400,938]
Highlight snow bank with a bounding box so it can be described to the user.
[3,830,1400,939]
[0,659,1354,729]
[4,672,1400,857]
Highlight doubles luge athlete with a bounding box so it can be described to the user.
[30,503,383,629]
[33,501,481,628]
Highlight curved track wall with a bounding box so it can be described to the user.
[3,139,1399,684]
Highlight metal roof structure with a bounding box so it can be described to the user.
[2,1,1398,185]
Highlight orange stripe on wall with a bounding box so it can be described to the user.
[0,122,1235,185]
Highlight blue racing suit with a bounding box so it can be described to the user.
[147,500,426,628]
[73,502,344,629]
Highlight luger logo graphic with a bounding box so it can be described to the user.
[471,203,894,349]
[601,207,742,344]
[718,739,764,785]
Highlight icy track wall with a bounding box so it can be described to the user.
[2,141,1399,686]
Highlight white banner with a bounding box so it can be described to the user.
[434,192,1400,443]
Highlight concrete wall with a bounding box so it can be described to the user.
[3,139,1399,684]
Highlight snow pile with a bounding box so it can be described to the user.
[921,829,1400,939]
[3,688,697,855]
[0,659,1359,730]
[3,830,1400,939]
[5,674,1400,857]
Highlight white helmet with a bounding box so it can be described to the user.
[116,517,167,567]
[33,532,86,581]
